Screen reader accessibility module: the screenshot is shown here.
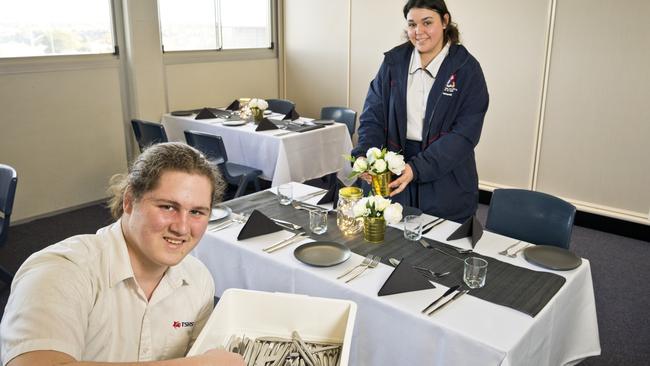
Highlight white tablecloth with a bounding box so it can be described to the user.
[162,114,353,186]
[193,183,601,366]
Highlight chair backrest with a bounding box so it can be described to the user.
[131,119,169,152]
[266,99,295,115]
[486,188,576,249]
[0,164,18,246]
[321,106,357,137]
[184,130,228,166]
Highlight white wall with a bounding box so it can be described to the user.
[282,0,650,225]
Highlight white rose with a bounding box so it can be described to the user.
[352,157,368,173]
[385,152,406,175]
[372,158,387,174]
[258,99,268,110]
[383,203,403,224]
[366,147,382,164]
[373,195,390,211]
[353,198,370,217]
[248,99,259,109]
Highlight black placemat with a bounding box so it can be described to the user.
[222,192,565,317]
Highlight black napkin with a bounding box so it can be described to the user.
[237,209,283,240]
[255,118,279,131]
[282,107,300,121]
[317,178,345,208]
[226,100,240,111]
[446,215,483,248]
[402,206,423,217]
[195,107,217,120]
[378,259,436,296]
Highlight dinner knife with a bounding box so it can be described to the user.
[421,284,460,314]
[270,218,302,230]
[422,219,447,234]
[427,289,469,316]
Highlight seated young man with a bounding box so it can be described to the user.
[0,143,244,366]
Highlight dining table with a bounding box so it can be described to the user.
[192,182,601,365]
[162,111,354,186]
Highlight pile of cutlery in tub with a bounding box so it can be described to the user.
[224,330,342,366]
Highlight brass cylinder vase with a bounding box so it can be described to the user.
[371,171,392,197]
[363,216,386,243]
[252,108,264,124]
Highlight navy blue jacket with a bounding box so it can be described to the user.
[352,42,489,221]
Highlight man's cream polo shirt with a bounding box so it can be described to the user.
[0,221,215,365]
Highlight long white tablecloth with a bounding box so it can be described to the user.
[162,114,353,186]
[193,183,601,365]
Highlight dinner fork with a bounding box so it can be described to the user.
[498,240,522,256]
[345,256,380,283]
[337,255,372,279]
[413,266,451,278]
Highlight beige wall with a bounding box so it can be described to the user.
[283,0,650,224]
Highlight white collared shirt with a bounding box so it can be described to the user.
[0,221,215,364]
[406,43,450,141]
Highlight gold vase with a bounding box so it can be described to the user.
[371,171,392,197]
[364,216,386,243]
[252,108,264,124]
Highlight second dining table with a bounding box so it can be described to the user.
[162,111,354,186]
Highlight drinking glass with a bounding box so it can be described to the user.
[309,208,328,235]
[277,184,293,205]
[403,215,422,241]
[463,257,488,289]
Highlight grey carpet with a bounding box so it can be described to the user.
[0,201,648,365]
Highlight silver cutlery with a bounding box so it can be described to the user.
[345,255,380,283]
[449,246,473,254]
[388,258,449,278]
[422,218,447,234]
[434,247,464,261]
[508,243,532,258]
[271,218,302,231]
[262,232,307,253]
[337,254,372,279]
[208,219,235,232]
[498,240,522,256]
[421,284,461,313]
[419,238,432,249]
[427,289,469,315]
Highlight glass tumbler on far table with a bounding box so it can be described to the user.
[463,257,488,289]
[277,184,293,206]
[403,215,422,241]
[309,208,328,235]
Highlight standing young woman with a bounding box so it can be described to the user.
[352,0,489,222]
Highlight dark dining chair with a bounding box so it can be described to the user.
[184,130,262,199]
[131,119,169,152]
[0,164,18,288]
[321,106,357,138]
[266,99,295,115]
[485,188,576,249]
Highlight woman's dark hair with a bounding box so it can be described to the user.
[403,0,460,44]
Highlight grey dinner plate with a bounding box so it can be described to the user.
[209,205,232,221]
[523,245,582,271]
[294,241,351,267]
[311,119,335,125]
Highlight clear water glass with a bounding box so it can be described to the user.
[463,257,488,289]
[403,215,422,241]
[309,208,328,235]
[277,184,293,205]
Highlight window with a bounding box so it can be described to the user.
[0,0,115,58]
[158,0,272,52]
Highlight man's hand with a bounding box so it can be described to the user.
[389,164,414,196]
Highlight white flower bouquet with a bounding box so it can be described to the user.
[352,195,403,224]
[248,98,269,111]
[346,147,406,178]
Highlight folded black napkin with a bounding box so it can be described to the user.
[226,100,240,111]
[378,259,436,296]
[195,107,217,120]
[317,178,345,208]
[446,215,483,248]
[402,206,423,217]
[282,107,300,121]
[237,210,284,240]
[255,118,279,131]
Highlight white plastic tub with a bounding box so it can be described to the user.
[187,288,357,366]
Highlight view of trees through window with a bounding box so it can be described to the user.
[0,0,115,58]
[158,0,271,52]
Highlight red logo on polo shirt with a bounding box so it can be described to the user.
[172,320,195,329]
[443,73,458,96]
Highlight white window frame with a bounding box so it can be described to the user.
[160,0,277,65]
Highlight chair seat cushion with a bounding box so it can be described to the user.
[224,162,262,181]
